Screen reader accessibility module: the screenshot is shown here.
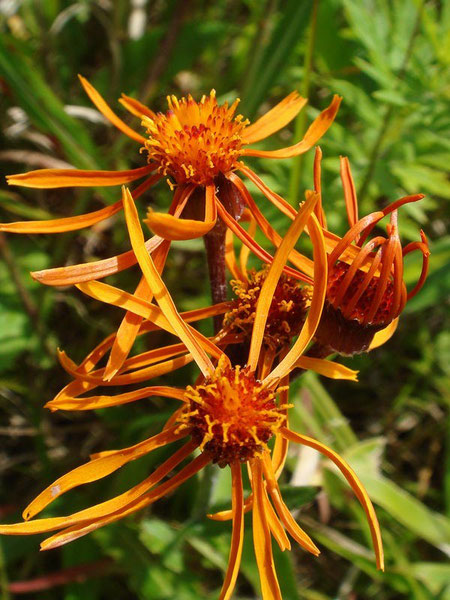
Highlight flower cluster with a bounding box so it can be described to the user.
[0,79,430,598]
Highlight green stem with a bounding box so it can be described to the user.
[288,0,319,205]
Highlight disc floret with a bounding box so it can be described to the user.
[223,269,309,350]
[141,90,249,186]
[179,357,288,467]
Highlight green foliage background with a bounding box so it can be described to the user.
[0,0,449,598]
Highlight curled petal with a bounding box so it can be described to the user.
[369,318,399,350]
[242,92,307,144]
[281,427,384,571]
[242,95,341,159]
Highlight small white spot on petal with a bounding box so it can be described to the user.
[51,485,61,498]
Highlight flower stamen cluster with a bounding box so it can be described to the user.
[141,91,249,186]
[223,269,309,351]
[178,357,289,467]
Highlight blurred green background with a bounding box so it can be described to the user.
[0,0,449,598]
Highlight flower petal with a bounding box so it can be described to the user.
[294,356,359,381]
[242,91,307,144]
[45,385,185,412]
[281,427,384,571]
[368,318,399,350]
[248,191,319,371]
[6,164,154,189]
[23,426,187,521]
[264,211,327,384]
[242,95,341,159]
[219,461,245,600]
[250,458,282,600]
[40,452,210,550]
[122,186,215,377]
[0,175,159,234]
[78,75,147,144]
[31,235,164,286]
[119,94,156,120]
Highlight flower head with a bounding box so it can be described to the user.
[3,76,341,270]
[312,152,430,355]
[141,91,248,186]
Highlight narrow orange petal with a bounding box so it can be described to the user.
[242,95,341,159]
[281,427,384,571]
[340,156,359,229]
[237,165,296,219]
[0,175,159,233]
[250,458,282,600]
[313,147,326,228]
[119,94,156,120]
[262,485,291,551]
[262,453,319,555]
[6,165,154,189]
[0,441,195,537]
[242,92,307,144]
[46,385,185,411]
[294,356,359,381]
[104,240,170,380]
[264,213,327,384]
[40,452,210,550]
[123,186,215,376]
[248,191,319,372]
[219,462,245,600]
[23,426,187,521]
[369,318,399,350]
[78,75,146,144]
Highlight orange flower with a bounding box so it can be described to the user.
[0,188,383,599]
[311,150,430,355]
[2,76,340,279]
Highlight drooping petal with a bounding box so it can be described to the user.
[40,452,210,550]
[313,147,326,228]
[248,191,319,372]
[123,185,216,376]
[23,426,187,521]
[262,453,320,555]
[250,458,282,600]
[294,356,359,381]
[6,164,154,189]
[237,165,296,219]
[242,95,341,159]
[78,75,147,144]
[145,184,217,240]
[0,175,160,234]
[242,92,307,144]
[264,213,327,384]
[216,198,309,283]
[227,172,314,281]
[0,441,195,537]
[281,427,384,571]
[219,461,245,600]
